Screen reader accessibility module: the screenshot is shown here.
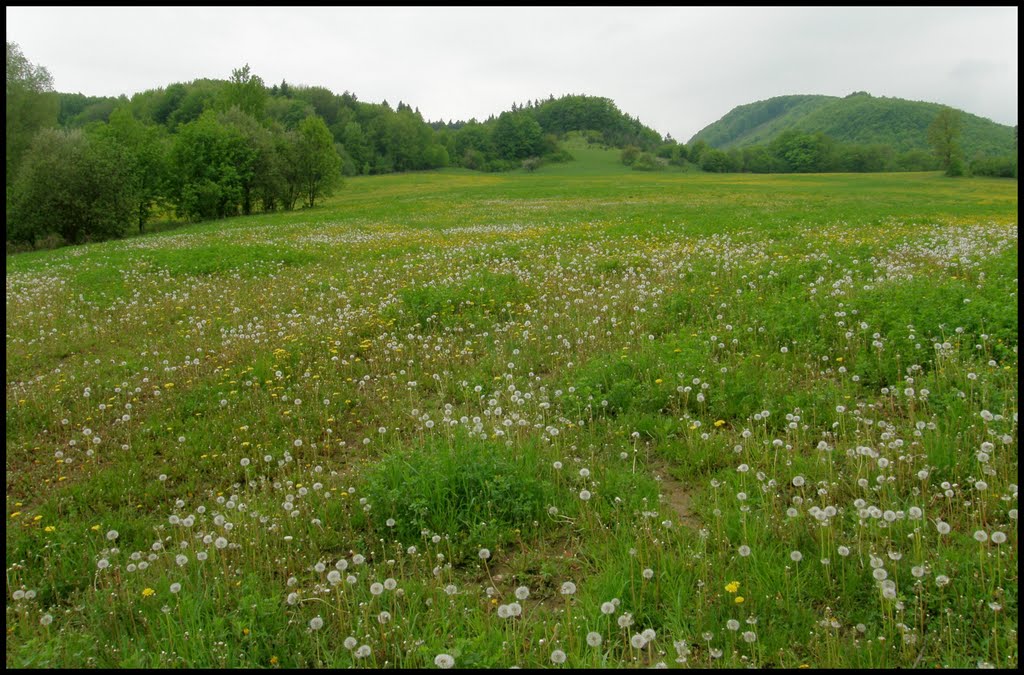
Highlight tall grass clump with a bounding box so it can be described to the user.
[362,438,552,557]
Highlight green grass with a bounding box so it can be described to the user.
[5,154,1018,669]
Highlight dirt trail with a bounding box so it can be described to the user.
[649,458,702,530]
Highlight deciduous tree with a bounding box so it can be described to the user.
[927,107,963,175]
[6,42,58,186]
[295,115,342,208]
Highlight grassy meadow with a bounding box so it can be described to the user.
[5,145,1018,668]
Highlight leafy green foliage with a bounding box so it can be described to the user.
[6,41,59,186]
[632,152,663,171]
[8,128,137,246]
[928,107,964,175]
[218,63,267,119]
[88,107,172,232]
[295,115,342,208]
[529,94,662,150]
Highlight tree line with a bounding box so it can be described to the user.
[7,53,348,248]
[7,42,670,248]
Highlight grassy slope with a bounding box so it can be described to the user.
[5,151,1019,669]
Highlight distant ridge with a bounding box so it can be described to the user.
[689,92,1015,158]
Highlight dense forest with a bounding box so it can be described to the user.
[5,43,1018,249]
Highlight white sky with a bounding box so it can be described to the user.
[6,6,1018,141]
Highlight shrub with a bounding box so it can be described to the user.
[8,128,136,246]
[620,145,641,166]
[970,155,1017,178]
[632,152,662,171]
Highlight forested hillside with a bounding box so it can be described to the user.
[690,92,1014,158]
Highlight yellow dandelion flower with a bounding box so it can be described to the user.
[734,596,744,604]
[142,588,156,597]
[44,526,56,533]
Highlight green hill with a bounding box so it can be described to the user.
[690,92,1015,157]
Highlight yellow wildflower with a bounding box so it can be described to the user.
[142,588,156,597]
[725,581,740,593]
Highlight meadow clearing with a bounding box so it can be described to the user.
[5,146,1018,668]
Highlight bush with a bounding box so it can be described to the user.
[8,128,136,246]
[521,156,542,172]
[700,148,731,173]
[544,148,574,164]
[632,152,662,171]
[970,155,1017,178]
[461,148,485,171]
[620,145,641,166]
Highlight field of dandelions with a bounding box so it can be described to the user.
[6,153,1018,668]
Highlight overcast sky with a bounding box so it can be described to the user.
[6,6,1018,141]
